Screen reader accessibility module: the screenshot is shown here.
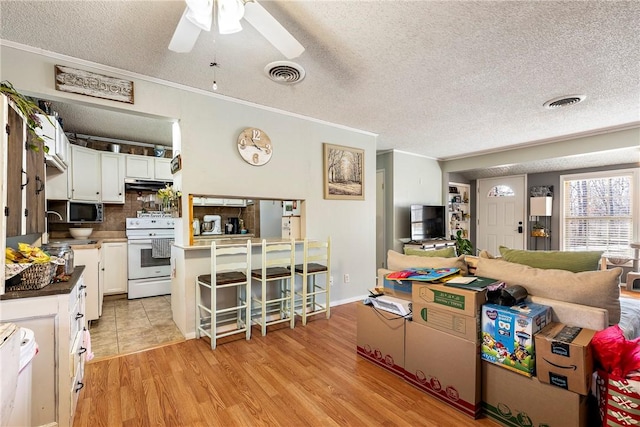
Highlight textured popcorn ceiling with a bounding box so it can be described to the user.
[1,1,639,178]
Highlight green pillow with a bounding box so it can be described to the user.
[498,246,603,273]
[404,246,456,258]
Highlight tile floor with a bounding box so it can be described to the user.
[88,295,184,359]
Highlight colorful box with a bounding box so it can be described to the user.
[412,283,486,318]
[535,322,596,395]
[482,361,590,427]
[356,302,406,377]
[405,321,482,418]
[481,302,552,377]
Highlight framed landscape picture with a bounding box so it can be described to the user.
[323,143,364,200]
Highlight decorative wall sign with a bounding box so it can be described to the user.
[55,65,134,104]
[323,143,364,200]
[170,154,182,174]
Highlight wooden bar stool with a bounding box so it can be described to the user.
[293,237,331,325]
[195,240,251,349]
[251,239,295,336]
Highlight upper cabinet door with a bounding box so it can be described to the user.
[26,132,46,234]
[70,145,101,202]
[101,153,125,203]
[154,158,172,180]
[125,155,154,179]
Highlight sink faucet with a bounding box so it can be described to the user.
[46,210,63,220]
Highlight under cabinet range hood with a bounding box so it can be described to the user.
[124,178,172,192]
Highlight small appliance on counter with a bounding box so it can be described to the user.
[227,217,240,234]
[201,215,222,235]
[193,217,200,236]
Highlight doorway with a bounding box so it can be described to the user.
[476,175,527,255]
[376,170,386,269]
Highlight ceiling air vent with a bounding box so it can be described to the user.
[543,95,586,109]
[264,61,305,85]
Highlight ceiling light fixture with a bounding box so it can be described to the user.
[543,94,586,109]
[217,0,245,34]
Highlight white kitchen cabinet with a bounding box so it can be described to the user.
[102,242,128,295]
[73,246,101,321]
[70,145,101,202]
[154,157,172,180]
[36,113,69,171]
[46,166,72,200]
[125,154,154,179]
[224,198,247,207]
[101,152,125,203]
[0,268,88,427]
[192,197,246,207]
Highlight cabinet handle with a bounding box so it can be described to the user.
[20,169,29,189]
[78,346,87,355]
[75,313,84,320]
[35,175,44,194]
[79,285,87,290]
[75,382,84,392]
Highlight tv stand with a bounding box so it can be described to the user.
[404,239,456,251]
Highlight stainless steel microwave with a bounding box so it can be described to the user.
[48,201,104,223]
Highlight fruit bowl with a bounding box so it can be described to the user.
[69,228,93,239]
[607,256,631,265]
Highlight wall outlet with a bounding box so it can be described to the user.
[330,276,334,287]
[344,273,350,283]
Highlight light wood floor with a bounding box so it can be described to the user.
[74,302,498,427]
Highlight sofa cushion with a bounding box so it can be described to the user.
[387,250,468,276]
[476,257,622,325]
[403,246,456,258]
[498,246,603,272]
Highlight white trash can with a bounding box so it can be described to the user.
[7,328,37,427]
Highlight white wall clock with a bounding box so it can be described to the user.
[237,127,272,166]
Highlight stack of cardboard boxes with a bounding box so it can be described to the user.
[357,273,599,426]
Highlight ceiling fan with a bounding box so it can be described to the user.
[168,0,305,59]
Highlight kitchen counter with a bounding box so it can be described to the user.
[177,237,301,251]
[46,237,128,250]
[1,265,86,300]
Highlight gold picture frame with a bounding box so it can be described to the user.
[323,143,364,200]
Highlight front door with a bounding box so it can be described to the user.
[476,175,526,256]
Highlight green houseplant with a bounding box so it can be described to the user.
[0,80,50,152]
[455,229,474,256]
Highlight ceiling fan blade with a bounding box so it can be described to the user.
[242,1,305,59]
[168,7,203,53]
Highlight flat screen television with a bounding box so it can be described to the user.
[410,205,446,241]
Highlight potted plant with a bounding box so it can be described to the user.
[455,229,474,256]
[531,222,548,237]
[0,80,51,152]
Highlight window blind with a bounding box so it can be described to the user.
[562,171,634,255]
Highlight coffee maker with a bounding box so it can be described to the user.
[226,217,240,234]
[201,215,222,235]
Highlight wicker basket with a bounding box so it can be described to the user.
[6,262,56,291]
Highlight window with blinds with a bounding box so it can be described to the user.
[560,169,638,256]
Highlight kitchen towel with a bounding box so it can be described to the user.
[152,238,173,258]
[83,328,94,362]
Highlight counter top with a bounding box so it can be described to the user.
[46,237,128,250]
[176,237,302,251]
[1,265,86,301]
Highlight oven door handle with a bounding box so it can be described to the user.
[128,240,153,245]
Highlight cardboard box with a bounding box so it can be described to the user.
[412,301,481,343]
[405,321,481,419]
[481,302,552,377]
[412,283,487,318]
[535,322,596,395]
[356,303,406,377]
[381,276,414,299]
[482,361,589,427]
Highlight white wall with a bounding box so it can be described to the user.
[1,45,377,331]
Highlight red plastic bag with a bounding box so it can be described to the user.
[592,325,640,378]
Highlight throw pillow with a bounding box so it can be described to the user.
[403,246,456,258]
[476,257,622,325]
[498,246,603,272]
[387,250,468,276]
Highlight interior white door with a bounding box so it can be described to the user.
[476,175,526,255]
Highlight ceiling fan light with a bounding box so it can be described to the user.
[217,0,245,34]
[185,0,214,31]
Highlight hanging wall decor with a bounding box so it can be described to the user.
[55,65,134,104]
